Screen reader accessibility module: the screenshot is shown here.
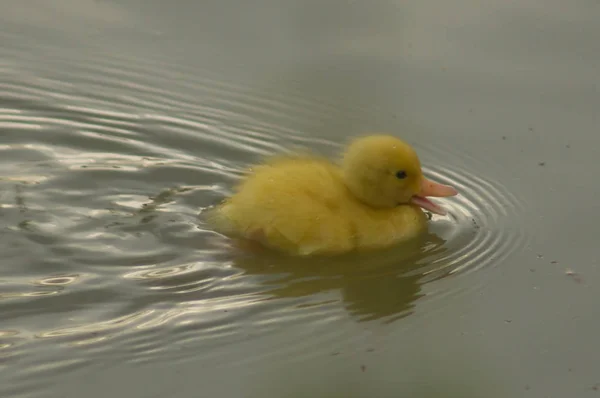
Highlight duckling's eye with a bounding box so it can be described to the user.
[395,170,407,179]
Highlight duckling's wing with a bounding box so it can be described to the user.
[262,196,357,255]
[222,159,356,255]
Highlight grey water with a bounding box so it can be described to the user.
[1,0,599,397]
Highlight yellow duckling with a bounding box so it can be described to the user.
[209,135,458,256]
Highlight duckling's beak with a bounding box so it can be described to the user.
[410,177,458,216]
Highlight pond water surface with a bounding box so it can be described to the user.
[1,1,599,397]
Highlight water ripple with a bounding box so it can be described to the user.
[0,36,529,387]
[416,143,530,281]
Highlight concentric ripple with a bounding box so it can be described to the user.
[413,143,530,282]
[417,157,525,283]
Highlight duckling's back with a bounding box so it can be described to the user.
[212,156,357,255]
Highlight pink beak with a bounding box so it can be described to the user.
[410,177,458,216]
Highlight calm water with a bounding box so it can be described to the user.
[1,1,599,397]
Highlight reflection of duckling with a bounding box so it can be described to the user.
[210,135,457,255]
[229,232,448,322]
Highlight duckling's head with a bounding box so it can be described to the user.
[341,135,457,214]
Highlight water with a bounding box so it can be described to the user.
[1,0,599,397]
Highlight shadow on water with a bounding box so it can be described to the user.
[224,231,449,323]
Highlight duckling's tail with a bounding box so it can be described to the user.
[202,202,238,236]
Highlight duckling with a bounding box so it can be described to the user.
[208,135,458,256]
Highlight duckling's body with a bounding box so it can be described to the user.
[209,135,457,256]
[214,156,427,255]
